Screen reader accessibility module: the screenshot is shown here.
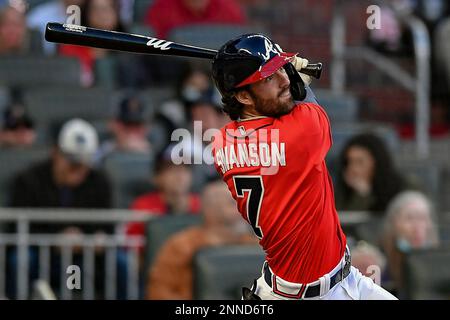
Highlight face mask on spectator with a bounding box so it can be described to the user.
[396,237,433,253]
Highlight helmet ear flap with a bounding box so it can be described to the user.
[284,63,306,101]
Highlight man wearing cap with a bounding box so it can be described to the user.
[0,103,36,148]
[99,95,151,160]
[7,118,114,299]
[9,118,112,233]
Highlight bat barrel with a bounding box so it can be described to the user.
[45,22,218,59]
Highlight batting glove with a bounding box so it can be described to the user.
[292,56,313,86]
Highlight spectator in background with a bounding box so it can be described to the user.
[126,144,201,241]
[59,0,125,87]
[351,241,387,286]
[146,179,255,300]
[0,4,32,55]
[27,0,85,55]
[334,133,413,215]
[9,118,112,233]
[7,118,114,299]
[381,191,439,297]
[144,0,247,39]
[185,86,226,191]
[150,67,212,154]
[0,102,36,148]
[367,1,450,130]
[98,95,151,160]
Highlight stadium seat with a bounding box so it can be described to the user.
[438,225,450,246]
[327,123,400,173]
[129,24,155,37]
[399,161,442,204]
[144,214,203,292]
[0,56,81,88]
[352,216,385,245]
[403,248,450,299]
[103,151,154,209]
[24,87,114,143]
[94,56,118,89]
[0,147,49,206]
[133,0,155,23]
[27,0,53,10]
[439,168,450,213]
[0,87,9,110]
[193,245,265,299]
[314,89,359,124]
[90,120,112,143]
[140,87,176,117]
[168,24,261,50]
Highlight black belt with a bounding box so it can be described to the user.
[264,249,351,299]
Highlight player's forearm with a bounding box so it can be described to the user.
[303,86,319,104]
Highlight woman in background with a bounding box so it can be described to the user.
[334,133,412,215]
[59,0,125,87]
[381,191,439,297]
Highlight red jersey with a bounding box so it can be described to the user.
[126,192,201,238]
[212,102,346,284]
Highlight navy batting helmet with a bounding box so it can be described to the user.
[212,34,306,101]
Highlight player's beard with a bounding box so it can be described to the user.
[250,86,295,118]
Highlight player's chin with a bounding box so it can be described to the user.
[272,101,294,118]
[280,95,295,112]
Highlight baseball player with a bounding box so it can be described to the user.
[210,34,397,300]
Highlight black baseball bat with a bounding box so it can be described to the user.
[45,22,322,79]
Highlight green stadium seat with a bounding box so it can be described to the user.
[352,216,384,245]
[438,225,450,246]
[103,151,154,209]
[94,56,119,89]
[140,87,176,116]
[133,0,154,23]
[400,161,442,204]
[0,56,81,88]
[193,245,265,300]
[314,89,359,124]
[168,24,260,50]
[0,147,49,206]
[403,248,450,299]
[144,214,203,293]
[129,24,155,37]
[27,0,53,10]
[24,87,114,143]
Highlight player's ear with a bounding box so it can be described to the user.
[235,89,254,107]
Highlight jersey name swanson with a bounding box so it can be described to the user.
[215,142,286,174]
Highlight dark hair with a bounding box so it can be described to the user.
[337,132,406,212]
[221,86,251,121]
[153,144,190,174]
[176,66,211,98]
[221,95,241,121]
[80,0,125,32]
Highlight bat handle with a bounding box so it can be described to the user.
[300,63,323,79]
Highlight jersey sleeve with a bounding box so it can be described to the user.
[303,86,319,105]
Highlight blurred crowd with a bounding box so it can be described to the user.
[367,0,450,136]
[0,0,449,300]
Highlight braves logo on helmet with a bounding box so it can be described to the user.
[246,35,283,62]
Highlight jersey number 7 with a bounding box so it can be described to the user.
[233,176,264,239]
